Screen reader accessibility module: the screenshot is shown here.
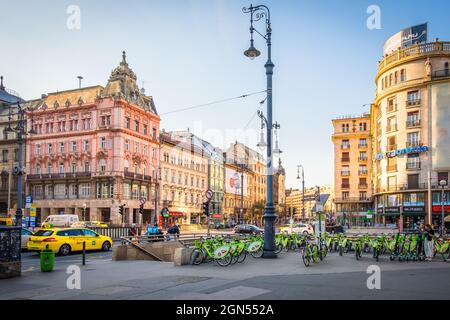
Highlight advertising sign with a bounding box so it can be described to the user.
[432,83,450,170]
[403,206,425,213]
[225,167,248,197]
[29,205,37,217]
[383,23,427,55]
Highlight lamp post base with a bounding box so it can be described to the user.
[262,205,277,259]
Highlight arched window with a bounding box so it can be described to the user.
[389,74,393,86]
[400,69,406,81]
[394,71,398,84]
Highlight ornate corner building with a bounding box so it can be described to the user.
[372,40,450,228]
[25,52,161,225]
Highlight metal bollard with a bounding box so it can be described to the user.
[82,241,86,266]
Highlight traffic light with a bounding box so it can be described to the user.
[293,208,297,215]
[202,201,210,216]
[118,205,124,215]
[139,204,144,215]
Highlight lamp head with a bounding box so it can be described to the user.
[244,40,261,60]
[439,179,447,187]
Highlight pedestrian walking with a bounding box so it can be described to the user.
[424,224,435,261]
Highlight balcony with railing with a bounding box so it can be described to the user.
[26,172,92,180]
[406,141,421,148]
[358,169,368,175]
[378,41,450,74]
[341,144,350,150]
[358,183,368,189]
[386,124,397,133]
[341,183,350,189]
[358,143,368,149]
[406,99,421,108]
[432,69,450,79]
[358,156,368,162]
[406,119,421,128]
[386,104,398,114]
[341,157,350,163]
[341,171,350,177]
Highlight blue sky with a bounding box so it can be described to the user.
[1,0,449,189]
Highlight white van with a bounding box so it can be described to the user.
[42,214,79,228]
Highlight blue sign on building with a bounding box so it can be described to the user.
[375,145,428,161]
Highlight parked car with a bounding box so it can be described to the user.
[0,216,14,226]
[234,224,264,235]
[42,214,79,228]
[279,223,314,235]
[27,228,112,256]
[21,228,34,250]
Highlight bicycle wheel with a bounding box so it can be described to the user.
[216,254,232,267]
[275,243,283,254]
[250,248,264,258]
[190,249,204,265]
[237,251,247,263]
[302,250,311,267]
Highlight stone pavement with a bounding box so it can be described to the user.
[1,252,449,300]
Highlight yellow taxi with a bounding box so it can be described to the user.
[27,228,113,256]
[0,216,14,226]
[90,221,108,228]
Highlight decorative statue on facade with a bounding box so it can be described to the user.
[425,57,432,77]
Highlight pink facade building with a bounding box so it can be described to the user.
[25,52,160,225]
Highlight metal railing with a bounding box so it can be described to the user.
[90,227,142,240]
[433,69,450,79]
[378,41,450,73]
[406,119,421,128]
[406,99,421,108]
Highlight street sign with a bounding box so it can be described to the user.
[315,204,324,212]
[205,189,213,201]
[25,195,33,208]
[29,205,37,217]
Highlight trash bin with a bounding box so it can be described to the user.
[40,246,55,272]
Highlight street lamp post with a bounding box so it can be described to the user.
[439,179,447,237]
[83,203,87,221]
[243,4,277,258]
[297,165,305,223]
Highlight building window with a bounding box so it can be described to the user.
[100,137,106,149]
[342,192,349,200]
[341,140,350,149]
[47,143,52,154]
[59,142,65,153]
[359,122,367,131]
[47,163,52,174]
[406,154,420,170]
[341,123,349,133]
[387,98,396,112]
[124,159,129,172]
[36,165,41,175]
[59,163,65,174]
[125,117,130,129]
[406,132,419,147]
[143,125,148,135]
[125,139,130,151]
[400,69,406,81]
[359,138,367,147]
[407,90,420,106]
[134,120,139,132]
[71,163,76,173]
[359,165,368,175]
[35,144,41,155]
[387,136,396,151]
[79,183,91,198]
[359,151,367,161]
[134,142,139,153]
[123,183,131,199]
[71,141,77,152]
[341,166,350,176]
[84,161,90,173]
[2,150,8,162]
[387,176,397,192]
[152,127,157,139]
[342,178,350,188]
[99,159,107,172]
[45,185,53,198]
[83,140,89,152]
